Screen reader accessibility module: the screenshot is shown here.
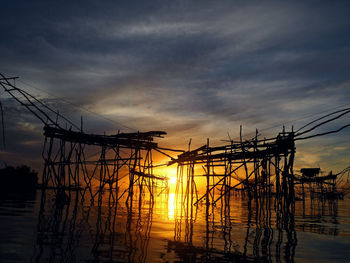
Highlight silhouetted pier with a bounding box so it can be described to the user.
[1,72,349,211]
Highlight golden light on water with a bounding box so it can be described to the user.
[168,193,175,220]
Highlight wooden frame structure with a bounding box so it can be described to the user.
[42,126,168,204]
[1,72,349,210]
[170,128,296,213]
[0,73,169,206]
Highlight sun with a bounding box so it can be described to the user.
[169,176,177,185]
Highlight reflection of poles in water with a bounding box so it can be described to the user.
[34,189,169,262]
[106,190,119,261]
[91,187,121,261]
[91,186,155,263]
[217,196,298,262]
[140,201,154,262]
[243,202,252,258]
[170,195,299,262]
[33,185,156,263]
[276,198,298,263]
[125,192,154,263]
[174,164,198,243]
[299,197,339,235]
[174,186,198,245]
[173,194,197,261]
[31,190,81,263]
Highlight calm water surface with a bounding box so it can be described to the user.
[0,190,349,262]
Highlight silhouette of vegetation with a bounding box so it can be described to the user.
[0,165,38,192]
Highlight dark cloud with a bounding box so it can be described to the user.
[0,0,350,170]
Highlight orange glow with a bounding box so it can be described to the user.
[153,166,178,193]
[154,166,177,180]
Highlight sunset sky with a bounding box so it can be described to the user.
[1,1,350,173]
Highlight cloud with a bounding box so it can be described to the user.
[0,1,349,171]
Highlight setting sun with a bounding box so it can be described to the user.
[169,176,177,185]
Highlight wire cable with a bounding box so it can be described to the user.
[17,79,137,132]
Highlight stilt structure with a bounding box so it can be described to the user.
[169,128,296,213]
[1,72,350,214]
[42,126,167,204]
[0,73,169,205]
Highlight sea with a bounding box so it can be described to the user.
[0,189,349,262]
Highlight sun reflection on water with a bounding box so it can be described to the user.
[168,192,175,220]
[2,188,349,263]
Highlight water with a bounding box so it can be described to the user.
[0,190,350,262]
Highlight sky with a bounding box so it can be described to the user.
[0,0,350,173]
